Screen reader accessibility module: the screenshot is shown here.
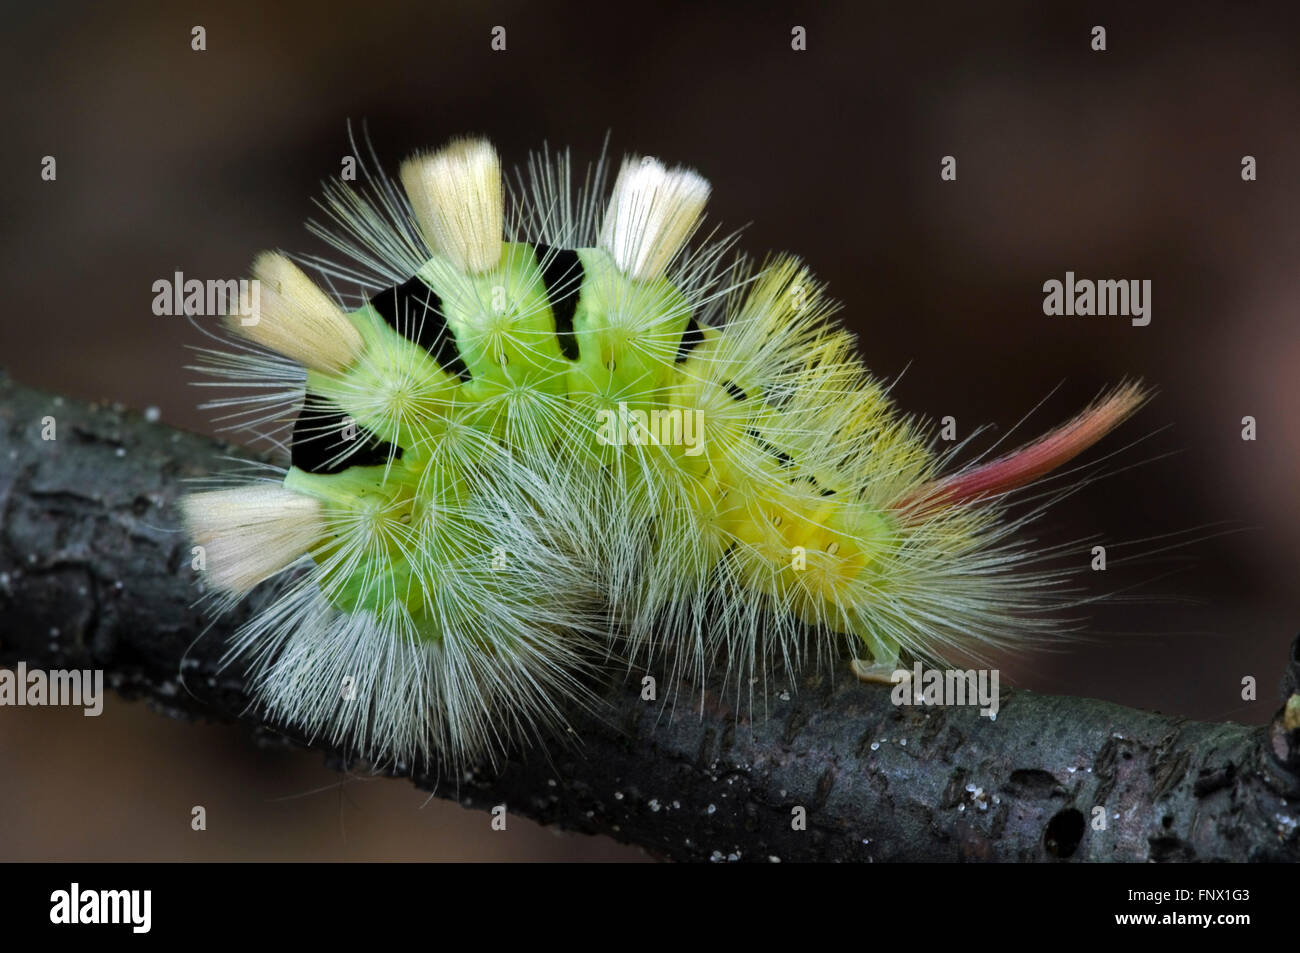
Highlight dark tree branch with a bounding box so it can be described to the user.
[2,371,1298,862]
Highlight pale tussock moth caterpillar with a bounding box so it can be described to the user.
[179,131,1146,771]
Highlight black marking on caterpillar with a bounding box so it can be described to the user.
[529,243,583,361]
[747,427,794,469]
[798,472,837,496]
[675,315,704,363]
[291,399,401,474]
[368,275,471,380]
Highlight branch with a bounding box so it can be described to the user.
[2,370,1298,862]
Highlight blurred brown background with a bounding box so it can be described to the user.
[1,0,1297,860]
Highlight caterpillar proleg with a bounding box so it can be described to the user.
[181,133,1146,770]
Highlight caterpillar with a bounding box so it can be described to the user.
[180,133,1146,772]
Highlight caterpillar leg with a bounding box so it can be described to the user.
[850,621,903,684]
[850,659,903,685]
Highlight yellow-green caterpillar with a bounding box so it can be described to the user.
[180,134,1145,770]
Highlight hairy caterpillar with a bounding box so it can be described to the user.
[180,133,1146,771]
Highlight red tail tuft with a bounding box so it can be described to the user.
[896,382,1148,520]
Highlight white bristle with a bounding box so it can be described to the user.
[235,253,364,373]
[400,138,504,274]
[181,486,325,593]
[599,155,711,282]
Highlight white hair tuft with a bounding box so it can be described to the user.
[400,138,504,275]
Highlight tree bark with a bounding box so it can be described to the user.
[2,370,1298,862]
